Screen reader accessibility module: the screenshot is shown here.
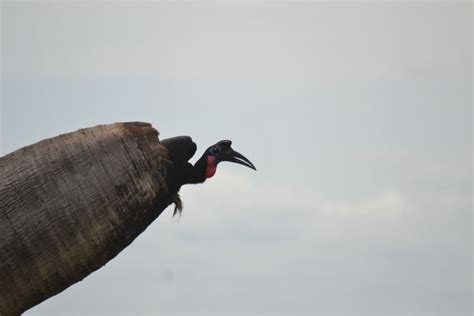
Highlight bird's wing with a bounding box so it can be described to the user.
[161,136,197,162]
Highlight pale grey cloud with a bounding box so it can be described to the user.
[2,2,470,81]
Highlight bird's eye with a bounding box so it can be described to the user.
[210,147,220,155]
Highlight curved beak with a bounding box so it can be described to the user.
[219,148,256,171]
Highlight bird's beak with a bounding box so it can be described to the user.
[219,149,256,170]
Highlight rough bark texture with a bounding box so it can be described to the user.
[0,122,173,315]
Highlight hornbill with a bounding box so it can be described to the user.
[161,136,256,215]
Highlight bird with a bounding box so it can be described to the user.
[161,136,256,215]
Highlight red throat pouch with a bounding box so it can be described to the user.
[206,155,217,178]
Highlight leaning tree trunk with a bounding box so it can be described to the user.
[0,122,174,315]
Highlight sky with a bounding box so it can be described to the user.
[1,1,472,316]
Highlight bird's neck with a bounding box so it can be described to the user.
[171,154,215,188]
[205,155,217,178]
[188,154,209,184]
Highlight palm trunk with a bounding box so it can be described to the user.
[0,122,173,315]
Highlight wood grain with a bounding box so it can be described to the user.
[0,122,173,315]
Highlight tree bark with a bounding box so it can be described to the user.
[0,122,173,315]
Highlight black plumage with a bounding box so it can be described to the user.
[161,136,256,215]
[161,136,197,163]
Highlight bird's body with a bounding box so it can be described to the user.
[161,136,201,192]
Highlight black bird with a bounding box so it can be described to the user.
[161,136,256,215]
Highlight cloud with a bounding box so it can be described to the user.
[310,190,407,242]
[2,2,469,81]
[176,170,408,243]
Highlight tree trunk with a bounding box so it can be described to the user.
[0,122,173,315]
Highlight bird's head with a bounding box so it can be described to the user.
[203,140,256,178]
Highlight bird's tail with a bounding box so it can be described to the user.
[171,193,183,217]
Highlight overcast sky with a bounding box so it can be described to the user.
[1,1,472,316]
